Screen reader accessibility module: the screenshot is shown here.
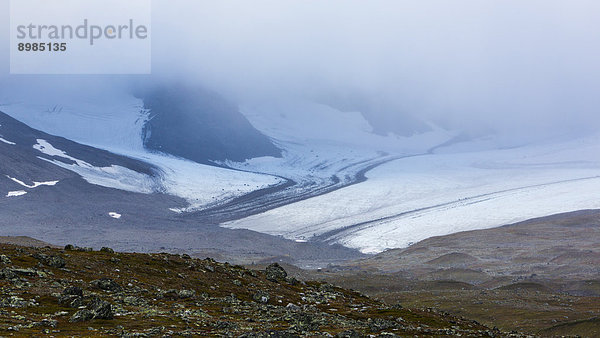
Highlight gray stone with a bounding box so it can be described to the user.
[91,278,122,292]
[70,309,94,323]
[33,253,66,268]
[88,298,113,320]
[0,255,11,265]
[253,290,270,304]
[100,247,115,254]
[265,263,287,282]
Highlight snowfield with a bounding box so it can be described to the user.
[116,150,284,212]
[3,90,600,254]
[227,100,452,184]
[0,93,450,212]
[33,138,157,194]
[0,95,283,211]
[224,133,600,254]
[0,90,150,153]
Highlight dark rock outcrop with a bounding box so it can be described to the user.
[141,85,281,164]
[265,263,287,282]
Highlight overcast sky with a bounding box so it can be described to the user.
[2,0,600,139]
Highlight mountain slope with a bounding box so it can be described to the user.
[0,242,505,336]
[290,210,600,336]
[0,89,285,212]
[0,110,161,197]
[0,111,363,265]
[141,85,281,164]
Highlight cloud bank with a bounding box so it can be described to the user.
[2,0,599,140]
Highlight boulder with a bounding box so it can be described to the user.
[265,263,287,282]
[91,278,122,292]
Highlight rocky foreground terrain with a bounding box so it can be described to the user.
[300,210,600,337]
[2,210,599,336]
[0,241,520,337]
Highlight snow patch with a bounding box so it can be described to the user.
[0,137,15,145]
[34,139,71,158]
[6,176,59,189]
[108,212,122,219]
[6,191,27,197]
[33,139,157,194]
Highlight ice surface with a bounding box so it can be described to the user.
[224,133,600,253]
[224,100,452,191]
[115,150,283,211]
[0,91,149,153]
[4,90,598,254]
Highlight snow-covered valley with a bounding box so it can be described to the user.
[0,91,451,215]
[225,133,600,253]
[2,89,599,256]
[0,92,284,211]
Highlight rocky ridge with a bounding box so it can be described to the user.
[0,243,523,337]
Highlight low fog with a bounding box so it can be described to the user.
[1,0,600,141]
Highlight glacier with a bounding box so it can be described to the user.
[2,87,599,255]
[224,132,600,253]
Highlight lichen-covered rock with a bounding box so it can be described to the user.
[0,255,11,265]
[91,278,122,292]
[100,247,115,253]
[88,298,114,320]
[58,286,85,308]
[367,318,398,333]
[265,263,287,282]
[0,296,29,308]
[288,312,320,331]
[286,303,301,312]
[68,298,114,322]
[123,296,146,306]
[0,268,17,280]
[32,253,66,268]
[70,309,94,323]
[62,286,83,297]
[319,283,335,293]
[31,319,58,328]
[252,290,270,304]
[335,330,364,338]
[177,289,196,299]
[158,289,196,300]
